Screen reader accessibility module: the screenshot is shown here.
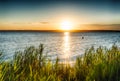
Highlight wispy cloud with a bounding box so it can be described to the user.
[40,22,49,24]
[10,22,50,25]
[80,24,120,30]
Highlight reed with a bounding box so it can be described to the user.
[0,44,120,81]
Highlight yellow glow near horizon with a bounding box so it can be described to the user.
[64,32,69,35]
[61,20,73,30]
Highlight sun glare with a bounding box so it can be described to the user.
[61,21,73,30]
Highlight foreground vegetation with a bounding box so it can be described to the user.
[0,44,120,81]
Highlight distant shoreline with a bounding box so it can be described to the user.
[0,30,120,32]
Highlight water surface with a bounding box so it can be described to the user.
[0,32,120,62]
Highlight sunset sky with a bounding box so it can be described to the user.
[0,0,120,30]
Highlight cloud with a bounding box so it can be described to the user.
[11,22,50,25]
[40,22,49,24]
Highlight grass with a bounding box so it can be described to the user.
[0,44,120,81]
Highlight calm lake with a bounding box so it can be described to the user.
[0,32,120,62]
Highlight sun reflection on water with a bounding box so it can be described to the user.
[62,32,71,63]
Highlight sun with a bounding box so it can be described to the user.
[61,20,73,30]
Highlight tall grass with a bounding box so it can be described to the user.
[0,44,120,81]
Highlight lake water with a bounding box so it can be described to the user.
[0,32,120,62]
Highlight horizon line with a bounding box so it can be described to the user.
[0,30,120,32]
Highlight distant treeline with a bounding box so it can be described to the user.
[0,30,120,32]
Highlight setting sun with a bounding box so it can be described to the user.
[61,21,73,30]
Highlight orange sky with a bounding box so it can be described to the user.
[0,22,120,30]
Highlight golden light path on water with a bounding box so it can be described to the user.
[62,32,71,63]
